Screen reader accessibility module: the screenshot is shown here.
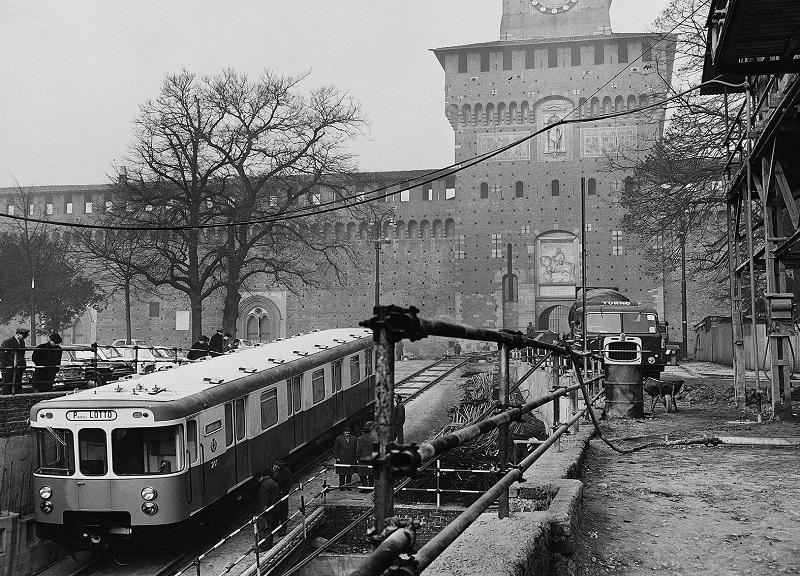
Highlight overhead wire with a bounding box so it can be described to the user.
[0,0,717,235]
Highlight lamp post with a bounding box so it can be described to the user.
[371,213,395,307]
[680,210,689,358]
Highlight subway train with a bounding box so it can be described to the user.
[30,328,375,550]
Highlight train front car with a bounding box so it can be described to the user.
[31,391,193,550]
[30,328,374,551]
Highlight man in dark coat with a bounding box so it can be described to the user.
[209,329,225,356]
[355,423,375,491]
[31,333,63,392]
[392,394,406,444]
[270,458,291,535]
[187,335,210,360]
[333,428,357,490]
[0,327,29,395]
[257,473,280,550]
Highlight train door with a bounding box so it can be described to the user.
[287,375,303,449]
[197,407,226,506]
[332,360,344,424]
[186,418,202,511]
[224,399,250,486]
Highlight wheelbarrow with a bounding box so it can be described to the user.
[643,377,684,414]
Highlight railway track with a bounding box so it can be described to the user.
[395,355,471,401]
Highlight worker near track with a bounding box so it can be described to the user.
[392,394,406,444]
[256,473,279,551]
[356,422,376,491]
[270,458,291,535]
[333,428,357,490]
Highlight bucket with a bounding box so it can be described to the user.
[605,364,643,418]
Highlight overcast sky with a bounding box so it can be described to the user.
[0,0,671,189]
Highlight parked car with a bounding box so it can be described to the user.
[24,344,136,389]
[110,343,187,373]
[110,338,149,348]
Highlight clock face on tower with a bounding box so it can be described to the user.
[531,0,579,14]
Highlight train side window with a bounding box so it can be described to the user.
[287,376,302,415]
[260,389,279,429]
[364,349,373,376]
[78,428,108,476]
[312,369,325,403]
[332,360,342,393]
[111,425,183,475]
[349,355,361,385]
[205,420,222,435]
[224,403,234,447]
[187,420,198,463]
[234,399,246,441]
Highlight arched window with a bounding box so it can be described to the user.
[420,220,430,239]
[432,219,443,238]
[509,101,518,123]
[602,96,612,114]
[515,181,524,198]
[358,221,369,240]
[615,96,624,112]
[578,97,587,118]
[444,218,456,238]
[335,222,344,241]
[346,222,357,241]
[485,103,495,123]
[480,182,489,199]
[394,220,405,238]
[473,103,483,125]
[407,220,418,239]
[497,102,506,123]
[627,95,637,110]
[551,180,560,196]
[587,178,597,195]
[590,97,600,116]
[461,104,471,125]
[503,273,518,302]
[246,309,271,343]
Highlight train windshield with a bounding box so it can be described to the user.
[35,427,75,476]
[585,312,658,334]
[111,425,184,475]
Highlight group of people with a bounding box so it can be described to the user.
[256,458,291,551]
[333,394,406,491]
[0,327,64,394]
[187,329,234,360]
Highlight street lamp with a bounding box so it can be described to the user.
[371,212,395,307]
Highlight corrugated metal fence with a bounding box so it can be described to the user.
[694,322,800,371]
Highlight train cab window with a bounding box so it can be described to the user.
[79,428,108,476]
[187,420,198,463]
[260,389,278,429]
[225,404,234,447]
[365,349,373,376]
[111,425,184,475]
[234,399,246,441]
[35,428,75,475]
[205,420,222,435]
[312,369,325,404]
[349,355,361,385]
[287,376,302,415]
[332,360,343,393]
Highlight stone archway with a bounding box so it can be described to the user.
[237,295,282,344]
[538,305,570,336]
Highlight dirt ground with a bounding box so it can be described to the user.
[574,374,800,575]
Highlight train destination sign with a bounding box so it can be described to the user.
[66,410,117,421]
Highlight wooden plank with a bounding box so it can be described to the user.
[773,158,800,230]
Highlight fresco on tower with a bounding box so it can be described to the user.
[580,126,638,157]
[476,131,530,162]
[536,99,573,162]
[537,233,578,298]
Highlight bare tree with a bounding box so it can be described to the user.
[92,70,365,340]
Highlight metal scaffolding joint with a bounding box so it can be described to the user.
[360,305,427,343]
[388,443,423,477]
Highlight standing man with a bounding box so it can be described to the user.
[0,328,29,395]
[31,333,63,392]
[333,428,357,490]
[355,423,376,491]
[270,458,291,535]
[187,335,210,360]
[392,394,406,444]
[209,329,225,356]
[257,472,280,550]
[526,322,535,336]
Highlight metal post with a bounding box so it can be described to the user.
[436,459,441,509]
[373,317,396,535]
[581,176,587,352]
[253,518,262,576]
[681,218,688,357]
[133,345,139,374]
[552,357,561,452]
[374,240,381,308]
[498,344,510,518]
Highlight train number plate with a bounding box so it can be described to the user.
[66,410,117,421]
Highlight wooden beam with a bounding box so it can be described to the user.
[774,158,800,230]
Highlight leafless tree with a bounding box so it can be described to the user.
[92,70,366,340]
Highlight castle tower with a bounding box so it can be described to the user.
[433,0,675,335]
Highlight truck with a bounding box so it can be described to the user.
[568,288,665,380]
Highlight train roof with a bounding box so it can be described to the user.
[30,328,372,422]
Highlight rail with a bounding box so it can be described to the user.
[349,305,605,576]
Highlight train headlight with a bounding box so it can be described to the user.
[647,356,656,364]
[141,502,159,515]
[39,486,53,500]
[40,500,54,514]
[141,487,158,501]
